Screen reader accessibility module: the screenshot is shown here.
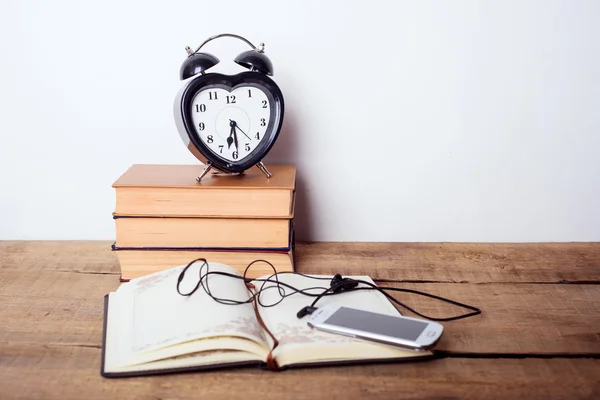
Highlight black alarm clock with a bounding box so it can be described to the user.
[173,33,285,181]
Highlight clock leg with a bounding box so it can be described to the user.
[256,161,272,178]
[196,163,213,182]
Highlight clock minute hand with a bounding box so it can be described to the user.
[233,126,239,151]
[230,119,251,140]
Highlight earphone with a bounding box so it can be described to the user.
[179,33,274,80]
[330,273,360,293]
[176,258,482,322]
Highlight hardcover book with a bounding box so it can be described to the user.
[112,223,296,280]
[113,216,291,249]
[113,247,294,281]
[112,164,296,218]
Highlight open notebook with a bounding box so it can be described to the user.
[101,262,433,377]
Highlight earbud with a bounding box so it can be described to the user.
[330,274,359,293]
[296,306,318,319]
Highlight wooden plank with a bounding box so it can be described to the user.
[295,242,600,283]
[1,269,598,355]
[384,282,600,355]
[0,241,120,274]
[2,241,600,283]
[0,272,113,345]
[0,343,598,400]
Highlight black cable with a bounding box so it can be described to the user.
[305,277,481,322]
[177,258,337,308]
[176,258,481,321]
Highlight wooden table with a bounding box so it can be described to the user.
[1,241,599,399]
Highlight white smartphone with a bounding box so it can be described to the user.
[306,305,444,351]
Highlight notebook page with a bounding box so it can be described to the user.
[116,262,267,356]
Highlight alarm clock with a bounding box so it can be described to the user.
[173,33,285,181]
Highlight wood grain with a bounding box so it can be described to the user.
[1,269,598,355]
[2,241,600,283]
[0,343,597,400]
[0,241,120,274]
[1,241,599,400]
[386,282,600,355]
[295,242,600,283]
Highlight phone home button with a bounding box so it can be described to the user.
[426,331,436,337]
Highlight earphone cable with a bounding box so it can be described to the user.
[176,258,481,321]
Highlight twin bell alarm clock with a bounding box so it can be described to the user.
[173,33,285,181]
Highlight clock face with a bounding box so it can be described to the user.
[190,85,272,163]
[176,72,284,173]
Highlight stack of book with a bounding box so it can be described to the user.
[111,164,296,280]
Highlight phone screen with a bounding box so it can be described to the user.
[324,307,428,341]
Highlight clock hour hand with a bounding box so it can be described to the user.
[230,119,251,140]
[227,125,234,149]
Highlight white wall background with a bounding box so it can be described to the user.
[0,0,599,242]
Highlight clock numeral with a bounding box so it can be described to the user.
[218,145,224,154]
[262,100,268,108]
[247,89,252,98]
[255,132,260,140]
[226,95,236,104]
[195,104,206,112]
[232,151,239,160]
[208,91,218,100]
[198,122,205,131]
[207,135,213,143]
[245,143,250,152]
[260,118,266,127]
